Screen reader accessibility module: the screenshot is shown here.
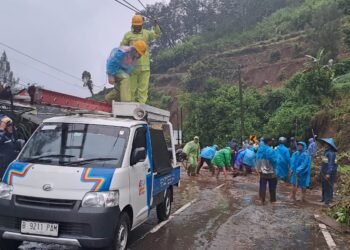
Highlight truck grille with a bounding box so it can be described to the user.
[0,216,89,236]
[16,196,76,209]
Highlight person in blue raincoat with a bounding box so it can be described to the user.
[234,147,247,171]
[307,138,317,158]
[242,145,256,175]
[290,142,311,202]
[319,138,337,206]
[105,40,147,104]
[197,145,218,176]
[256,137,278,204]
[275,137,290,182]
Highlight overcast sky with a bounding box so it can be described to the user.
[0,0,167,97]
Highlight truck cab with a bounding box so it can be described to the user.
[0,103,180,250]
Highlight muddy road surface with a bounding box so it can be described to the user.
[19,169,349,250]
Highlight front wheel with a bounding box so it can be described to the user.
[0,239,21,250]
[107,212,130,250]
[156,189,172,222]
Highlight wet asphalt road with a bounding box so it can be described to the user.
[19,167,350,250]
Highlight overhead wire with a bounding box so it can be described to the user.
[137,0,147,10]
[8,56,83,89]
[0,41,82,82]
[0,42,105,92]
[121,0,143,13]
[114,0,139,14]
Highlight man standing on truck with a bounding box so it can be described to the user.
[183,136,200,176]
[0,116,19,179]
[120,15,161,103]
[105,40,148,104]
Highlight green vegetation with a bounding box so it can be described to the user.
[329,171,350,225]
[181,55,348,145]
[152,0,346,73]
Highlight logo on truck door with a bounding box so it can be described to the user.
[139,180,145,195]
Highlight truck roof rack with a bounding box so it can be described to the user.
[112,102,170,122]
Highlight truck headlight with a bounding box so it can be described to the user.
[0,182,13,200]
[82,191,119,208]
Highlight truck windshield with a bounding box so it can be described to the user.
[18,123,130,168]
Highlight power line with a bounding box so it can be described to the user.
[121,0,142,13]
[0,41,82,82]
[9,56,83,89]
[114,0,139,14]
[137,0,147,10]
[0,43,105,92]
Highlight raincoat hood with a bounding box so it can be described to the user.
[319,138,337,151]
[308,138,315,143]
[297,141,307,152]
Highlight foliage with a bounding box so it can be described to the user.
[334,58,350,76]
[181,84,265,146]
[342,17,350,50]
[148,86,172,110]
[307,3,341,59]
[264,101,318,138]
[329,172,350,225]
[151,0,346,73]
[181,59,339,143]
[270,50,281,63]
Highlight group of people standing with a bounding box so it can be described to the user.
[182,135,338,206]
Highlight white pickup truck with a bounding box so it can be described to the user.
[0,103,181,250]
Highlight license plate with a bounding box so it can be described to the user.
[21,220,59,237]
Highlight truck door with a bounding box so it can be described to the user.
[129,126,150,226]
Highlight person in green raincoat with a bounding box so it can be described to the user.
[183,136,200,176]
[120,15,161,103]
[212,145,235,180]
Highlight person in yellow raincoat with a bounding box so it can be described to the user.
[183,136,200,176]
[120,15,161,103]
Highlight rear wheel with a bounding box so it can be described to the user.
[0,239,21,250]
[156,189,172,222]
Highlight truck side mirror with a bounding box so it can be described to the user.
[130,147,146,166]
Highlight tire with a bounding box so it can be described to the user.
[0,239,21,250]
[112,212,130,250]
[156,189,172,222]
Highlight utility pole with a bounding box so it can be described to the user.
[177,108,180,146]
[238,65,245,144]
[180,107,184,144]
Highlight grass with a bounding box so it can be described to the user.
[338,165,350,174]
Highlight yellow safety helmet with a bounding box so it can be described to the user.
[133,40,148,56]
[132,15,144,26]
